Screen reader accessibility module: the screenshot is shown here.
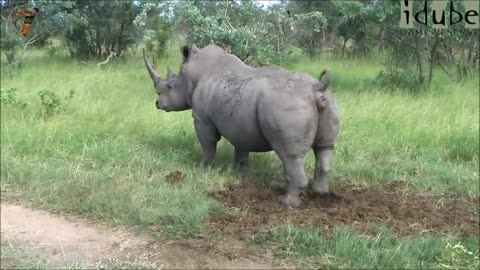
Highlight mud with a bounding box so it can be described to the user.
[208,181,479,239]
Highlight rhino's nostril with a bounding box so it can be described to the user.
[155,100,160,109]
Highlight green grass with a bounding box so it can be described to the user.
[250,225,480,269]
[1,241,49,269]
[1,47,479,267]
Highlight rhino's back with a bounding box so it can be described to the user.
[193,68,319,152]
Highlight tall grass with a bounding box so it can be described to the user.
[1,47,478,238]
[250,225,479,269]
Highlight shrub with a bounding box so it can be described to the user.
[175,1,295,66]
[366,68,426,94]
[0,88,28,109]
[37,89,76,119]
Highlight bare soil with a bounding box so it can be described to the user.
[207,180,479,239]
[0,204,275,269]
[2,181,478,269]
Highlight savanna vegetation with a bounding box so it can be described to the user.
[1,0,479,269]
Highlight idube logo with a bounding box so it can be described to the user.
[400,0,479,29]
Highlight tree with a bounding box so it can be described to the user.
[172,0,294,66]
[1,0,69,73]
[134,2,173,65]
[44,0,142,58]
[372,0,478,90]
[292,11,327,56]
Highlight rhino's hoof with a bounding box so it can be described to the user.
[278,194,302,208]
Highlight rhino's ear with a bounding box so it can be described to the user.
[182,45,190,63]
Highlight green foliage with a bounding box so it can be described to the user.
[0,6,24,75]
[377,0,478,89]
[45,39,66,56]
[0,0,73,72]
[0,88,28,109]
[367,68,425,94]
[37,89,76,119]
[0,87,76,118]
[134,3,172,59]
[44,1,142,58]
[0,54,24,78]
[2,0,475,94]
[292,11,327,56]
[173,0,295,66]
[0,23,23,52]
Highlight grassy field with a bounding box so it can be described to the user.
[1,47,479,268]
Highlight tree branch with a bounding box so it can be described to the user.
[97,51,117,68]
[24,33,41,46]
[223,0,234,31]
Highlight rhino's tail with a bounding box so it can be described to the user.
[317,70,331,92]
[315,70,332,110]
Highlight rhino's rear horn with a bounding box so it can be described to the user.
[143,49,161,85]
[318,70,331,92]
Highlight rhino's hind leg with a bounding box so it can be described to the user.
[234,148,250,172]
[194,119,220,168]
[278,156,308,208]
[312,148,337,197]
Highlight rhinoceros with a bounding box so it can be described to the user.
[143,44,341,207]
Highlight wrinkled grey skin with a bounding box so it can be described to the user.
[143,44,341,207]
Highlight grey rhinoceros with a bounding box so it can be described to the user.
[143,44,341,207]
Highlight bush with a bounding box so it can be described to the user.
[0,88,28,109]
[366,68,426,94]
[45,39,66,56]
[37,89,76,119]
[175,1,295,66]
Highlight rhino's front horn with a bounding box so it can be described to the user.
[143,49,161,85]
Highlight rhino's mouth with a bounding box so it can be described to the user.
[155,100,169,111]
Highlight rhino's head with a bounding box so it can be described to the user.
[143,49,193,112]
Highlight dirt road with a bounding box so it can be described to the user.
[0,203,275,269]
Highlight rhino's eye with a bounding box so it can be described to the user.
[167,84,172,90]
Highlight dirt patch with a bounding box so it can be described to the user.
[2,181,477,269]
[207,181,479,239]
[0,204,276,269]
[164,171,186,186]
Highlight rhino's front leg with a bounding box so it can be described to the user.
[194,119,220,168]
[233,148,249,172]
